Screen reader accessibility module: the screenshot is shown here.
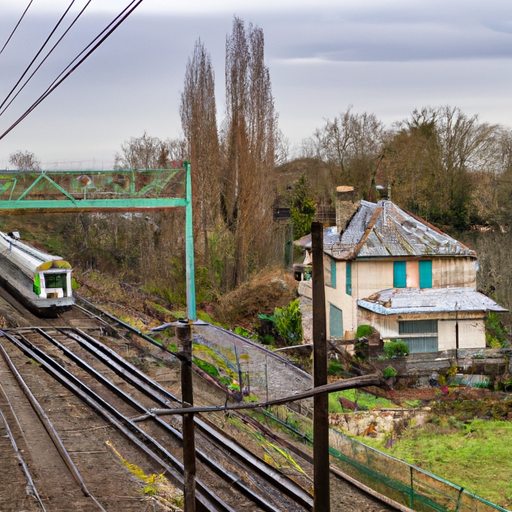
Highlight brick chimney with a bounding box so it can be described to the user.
[336,185,360,233]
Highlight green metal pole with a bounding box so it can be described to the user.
[185,162,197,321]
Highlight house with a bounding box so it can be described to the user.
[295,186,507,354]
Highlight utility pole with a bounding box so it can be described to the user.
[311,221,330,511]
[176,321,196,512]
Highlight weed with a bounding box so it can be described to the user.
[125,355,150,373]
[193,357,220,377]
[328,359,345,376]
[383,340,409,358]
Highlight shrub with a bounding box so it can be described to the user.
[384,340,409,358]
[258,334,275,345]
[262,299,303,346]
[485,311,509,348]
[382,366,398,378]
[355,324,372,338]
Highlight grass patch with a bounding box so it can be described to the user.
[381,419,512,508]
[328,390,395,413]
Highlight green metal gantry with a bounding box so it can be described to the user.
[0,163,197,320]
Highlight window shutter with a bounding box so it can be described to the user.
[329,304,343,338]
[330,258,337,288]
[419,260,432,289]
[393,261,406,288]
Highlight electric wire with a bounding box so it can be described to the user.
[0,0,34,57]
[0,0,144,142]
[0,0,93,118]
[0,0,77,113]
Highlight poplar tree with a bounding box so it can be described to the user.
[180,39,220,265]
[222,16,278,286]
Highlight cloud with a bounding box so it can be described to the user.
[1,2,512,168]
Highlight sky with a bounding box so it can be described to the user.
[0,0,511,170]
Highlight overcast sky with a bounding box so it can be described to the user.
[0,0,511,169]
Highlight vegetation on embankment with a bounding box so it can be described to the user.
[391,419,512,508]
[355,396,512,509]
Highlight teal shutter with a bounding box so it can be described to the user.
[346,261,352,295]
[419,260,432,289]
[393,261,406,288]
[329,304,343,338]
[330,258,337,288]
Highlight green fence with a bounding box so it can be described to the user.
[265,406,509,512]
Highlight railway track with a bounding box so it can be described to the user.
[0,291,399,511]
[0,323,315,511]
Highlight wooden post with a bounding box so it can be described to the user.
[312,221,330,511]
[177,321,196,512]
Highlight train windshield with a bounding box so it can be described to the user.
[45,273,68,293]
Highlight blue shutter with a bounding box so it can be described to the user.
[419,260,432,289]
[346,261,352,296]
[330,258,337,288]
[394,261,406,288]
[329,304,343,339]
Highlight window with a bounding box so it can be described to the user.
[329,304,343,338]
[398,320,438,353]
[330,259,337,288]
[346,261,352,295]
[394,261,406,288]
[399,320,437,334]
[44,273,67,292]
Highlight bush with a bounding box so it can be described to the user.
[260,299,303,346]
[384,340,409,358]
[485,311,509,348]
[383,366,398,378]
[355,324,372,338]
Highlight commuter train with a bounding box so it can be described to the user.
[0,231,74,316]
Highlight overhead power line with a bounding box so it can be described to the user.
[0,0,93,118]
[0,0,145,142]
[0,0,77,113]
[0,0,34,57]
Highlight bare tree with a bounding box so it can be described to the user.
[180,39,220,265]
[303,107,385,198]
[9,150,41,171]
[222,16,278,286]
[114,132,187,170]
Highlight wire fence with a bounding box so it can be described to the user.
[193,323,313,416]
[192,324,509,512]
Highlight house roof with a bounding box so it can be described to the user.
[323,200,476,260]
[358,287,507,316]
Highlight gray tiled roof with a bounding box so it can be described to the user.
[326,200,475,260]
[358,287,507,315]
